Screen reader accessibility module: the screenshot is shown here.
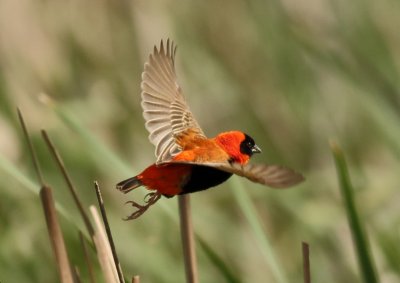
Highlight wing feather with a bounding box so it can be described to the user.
[141,39,205,163]
[163,161,304,189]
[217,162,304,188]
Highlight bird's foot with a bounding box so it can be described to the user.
[124,192,162,220]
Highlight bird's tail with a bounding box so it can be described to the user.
[116,176,143,194]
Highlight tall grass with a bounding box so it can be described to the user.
[332,142,379,283]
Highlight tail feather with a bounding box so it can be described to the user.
[116,176,143,194]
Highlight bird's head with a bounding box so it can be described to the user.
[214,131,262,164]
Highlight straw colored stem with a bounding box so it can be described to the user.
[90,206,119,283]
[94,181,125,283]
[17,108,74,282]
[40,185,74,283]
[132,276,140,283]
[178,195,199,283]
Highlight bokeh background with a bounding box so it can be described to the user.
[0,0,399,282]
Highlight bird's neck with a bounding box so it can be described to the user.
[214,132,250,164]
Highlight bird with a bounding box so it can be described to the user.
[116,39,304,220]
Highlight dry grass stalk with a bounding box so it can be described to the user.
[18,108,75,283]
[74,266,82,283]
[94,181,125,283]
[41,129,95,237]
[302,242,311,283]
[17,108,45,186]
[90,205,119,283]
[178,195,199,283]
[41,185,75,283]
[79,232,97,283]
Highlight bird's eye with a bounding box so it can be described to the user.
[240,133,256,156]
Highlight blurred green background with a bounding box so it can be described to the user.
[0,0,399,282]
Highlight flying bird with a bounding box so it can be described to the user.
[117,39,304,219]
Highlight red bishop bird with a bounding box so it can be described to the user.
[117,40,304,219]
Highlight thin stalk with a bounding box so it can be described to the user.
[94,181,125,283]
[74,266,82,283]
[79,232,96,283]
[90,206,119,283]
[302,242,310,283]
[41,185,75,283]
[18,108,74,283]
[41,130,94,237]
[17,108,45,186]
[178,195,199,283]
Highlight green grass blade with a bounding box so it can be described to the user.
[0,154,40,195]
[331,142,379,283]
[55,106,132,177]
[230,178,287,283]
[0,154,75,230]
[198,238,241,283]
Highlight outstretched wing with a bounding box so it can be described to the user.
[141,39,205,163]
[216,162,304,188]
[163,160,305,188]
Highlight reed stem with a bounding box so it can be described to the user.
[178,195,199,283]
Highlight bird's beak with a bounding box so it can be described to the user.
[251,144,262,154]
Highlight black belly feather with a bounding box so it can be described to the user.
[179,165,233,195]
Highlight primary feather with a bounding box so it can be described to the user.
[165,161,304,189]
[221,162,304,188]
[141,39,205,163]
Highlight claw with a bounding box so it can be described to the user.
[144,192,161,203]
[125,200,145,209]
[123,192,162,220]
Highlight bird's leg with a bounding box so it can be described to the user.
[124,191,162,220]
